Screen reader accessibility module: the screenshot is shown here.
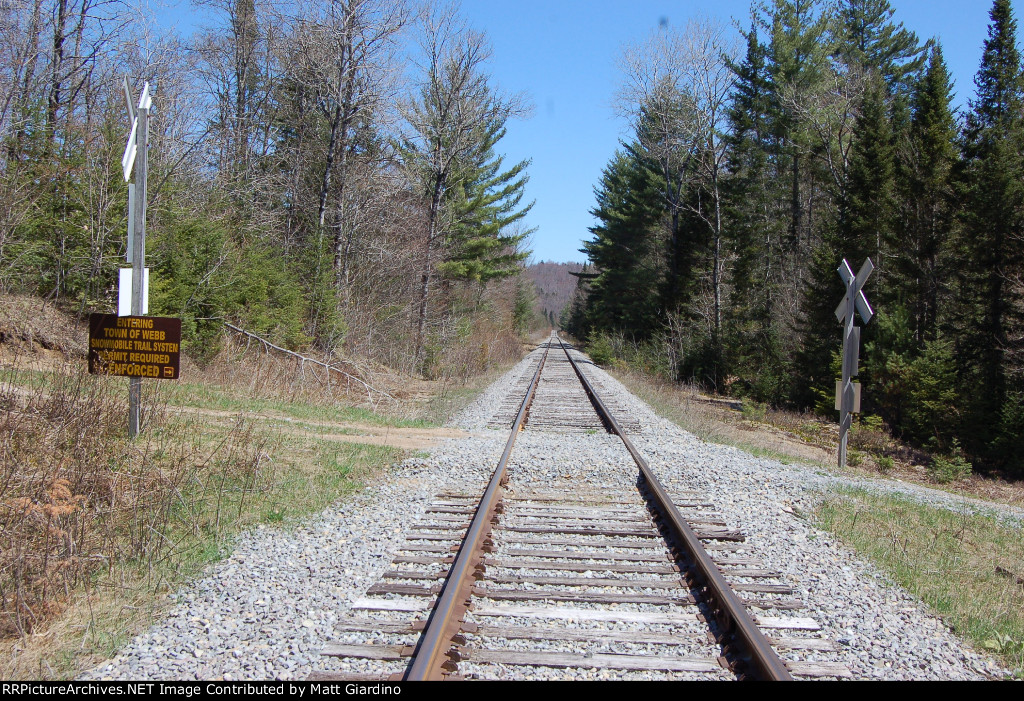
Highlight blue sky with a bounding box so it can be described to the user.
[156,1,1019,264]
[461,0,1018,264]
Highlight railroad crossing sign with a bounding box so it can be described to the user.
[836,258,874,469]
[120,78,160,438]
[835,258,874,326]
[121,82,150,183]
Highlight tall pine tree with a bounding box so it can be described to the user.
[838,73,897,289]
[834,0,927,94]
[764,0,832,250]
[439,117,534,284]
[580,149,664,338]
[723,26,790,402]
[956,0,1024,467]
[893,45,958,346]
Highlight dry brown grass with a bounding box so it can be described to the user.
[0,354,273,644]
[0,346,420,679]
[610,366,1024,509]
[610,367,834,466]
[0,295,88,361]
[189,321,524,420]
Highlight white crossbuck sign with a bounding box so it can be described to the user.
[836,258,874,468]
[121,82,151,182]
[836,259,874,326]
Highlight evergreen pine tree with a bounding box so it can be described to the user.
[723,25,790,402]
[630,86,699,316]
[956,0,1024,465]
[834,0,927,93]
[893,45,958,346]
[763,0,832,249]
[580,149,664,338]
[439,117,534,284]
[791,235,845,409]
[838,73,896,282]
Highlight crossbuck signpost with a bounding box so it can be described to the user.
[835,258,874,468]
[124,80,151,438]
[88,80,181,437]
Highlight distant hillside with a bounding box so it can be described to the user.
[527,261,585,325]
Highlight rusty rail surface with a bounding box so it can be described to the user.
[555,335,794,681]
[404,341,552,680]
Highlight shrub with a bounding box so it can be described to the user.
[904,339,958,447]
[851,414,890,456]
[929,440,973,484]
[741,400,768,423]
[861,414,884,432]
[586,336,615,366]
[0,359,272,638]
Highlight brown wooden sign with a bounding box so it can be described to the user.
[88,314,181,380]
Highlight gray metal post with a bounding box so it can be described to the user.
[839,275,855,468]
[835,258,874,468]
[128,103,148,439]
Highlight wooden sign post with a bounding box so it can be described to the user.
[835,258,874,468]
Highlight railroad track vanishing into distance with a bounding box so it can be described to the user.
[310,335,850,681]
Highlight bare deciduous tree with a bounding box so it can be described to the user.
[618,18,738,346]
[289,0,410,282]
[400,1,526,364]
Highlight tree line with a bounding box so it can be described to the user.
[565,0,1024,477]
[0,0,538,376]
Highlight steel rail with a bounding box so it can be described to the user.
[555,335,794,682]
[404,339,552,680]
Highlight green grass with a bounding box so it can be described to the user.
[156,378,437,428]
[0,365,56,390]
[256,439,402,526]
[741,444,796,465]
[815,487,1024,677]
[264,419,360,436]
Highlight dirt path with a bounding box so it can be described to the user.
[135,401,476,450]
[184,405,473,450]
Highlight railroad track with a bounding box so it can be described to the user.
[310,335,850,681]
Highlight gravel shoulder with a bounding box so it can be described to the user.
[577,356,1011,680]
[81,346,1012,681]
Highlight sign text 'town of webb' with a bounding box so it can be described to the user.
[88,313,182,380]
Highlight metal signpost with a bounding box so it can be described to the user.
[122,80,153,438]
[835,258,874,468]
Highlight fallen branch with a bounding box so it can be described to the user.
[222,323,394,404]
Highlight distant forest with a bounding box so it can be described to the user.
[0,0,540,378]
[527,261,583,325]
[565,0,1024,477]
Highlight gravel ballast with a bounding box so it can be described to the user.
[81,343,1013,681]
